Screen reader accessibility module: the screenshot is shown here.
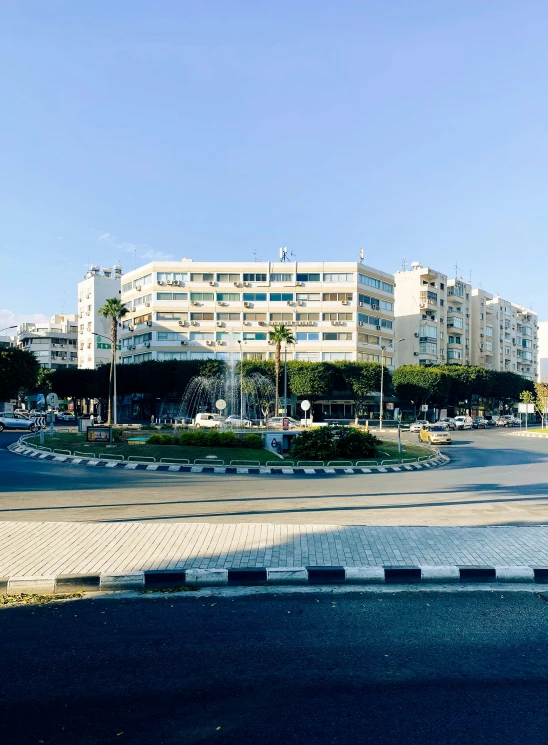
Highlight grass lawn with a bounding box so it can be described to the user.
[26,432,433,465]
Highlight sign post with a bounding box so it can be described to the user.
[518,402,535,431]
[300,399,311,428]
[46,392,59,435]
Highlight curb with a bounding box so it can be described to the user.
[506,432,548,439]
[7,440,449,476]
[3,566,548,595]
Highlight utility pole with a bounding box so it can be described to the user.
[284,344,288,416]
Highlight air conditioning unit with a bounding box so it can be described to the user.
[180,341,187,345]
[371,304,379,310]
[233,281,240,287]
[144,342,150,348]
[86,311,90,316]
[331,321,338,326]
[358,321,365,327]
[298,301,305,306]
[167,280,173,285]
[286,300,293,306]
[191,320,198,326]
[258,321,267,326]
[296,281,303,286]
[206,340,215,347]
[136,286,142,291]
[341,300,349,305]
[178,320,187,327]
[244,302,251,308]
[376,325,381,331]
[244,282,251,287]
[414,332,419,338]
[157,281,164,286]
[217,340,225,346]
[243,321,250,325]
[209,281,216,286]
[413,352,419,356]
[191,301,199,306]
[217,321,225,327]
[147,321,152,327]
[128,326,134,331]
[145,303,151,307]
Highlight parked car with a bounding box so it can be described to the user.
[266,416,301,429]
[472,417,488,429]
[454,416,473,430]
[0,412,39,432]
[419,424,452,445]
[224,415,254,427]
[436,417,456,431]
[56,411,76,421]
[495,415,519,427]
[193,412,224,428]
[409,420,429,433]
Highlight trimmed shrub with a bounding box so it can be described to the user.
[334,427,379,459]
[147,434,164,444]
[242,434,262,450]
[290,426,380,461]
[218,431,238,447]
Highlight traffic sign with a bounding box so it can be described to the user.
[216,399,227,411]
[300,400,311,411]
[36,394,45,409]
[282,417,290,431]
[46,392,59,408]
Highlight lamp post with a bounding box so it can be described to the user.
[283,344,288,416]
[237,340,244,422]
[0,325,16,334]
[376,338,404,434]
[91,331,119,425]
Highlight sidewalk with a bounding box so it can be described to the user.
[2,521,548,576]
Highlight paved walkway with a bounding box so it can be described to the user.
[2,522,548,576]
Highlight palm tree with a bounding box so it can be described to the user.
[98,297,128,425]
[268,324,295,415]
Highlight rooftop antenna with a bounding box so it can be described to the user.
[253,247,259,262]
[454,261,461,279]
[279,246,289,263]
[359,247,364,264]
[401,256,407,271]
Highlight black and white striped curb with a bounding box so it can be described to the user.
[506,432,548,439]
[3,565,548,595]
[7,442,449,476]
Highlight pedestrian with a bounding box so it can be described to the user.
[90,414,95,427]
[151,414,155,425]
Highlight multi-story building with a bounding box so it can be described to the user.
[119,259,395,369]
[470,288,498,369]
[17,315,78,369]
[77,265,122,369]
[538,321,548,382]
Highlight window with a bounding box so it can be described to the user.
[190,292,214,302]
[215,293,239,302]
[132,352,152,363]
[270,313,293,322]
[122,274,153,292]
[323,273,354,282]
[448,317,464,329]
[419,341,437,354]
[157,272,187,282]
[379,299,393,311]
[359,274,393,293]
[157,312,187,321]
[270,273,293,282]
[296,293,320,302]
[521,338,532,348]
[448,335,461,344]
[296,273,320,282]
[190,352,215,359]
[358,314,393,329]
[157,292,188,301]
[133,313,152,326]
[243,352,266,360]
[123,332,152,347]
[322,352,353,360]
[243,312,267,321]
[216,273,240,283]
[358,333,380,345]
[296,313,319,321]
[440,282,445,290]
[296,332,320,341]
[243,332,267,341]
[448,283,464,297]
[322,293,353,302]
[243,293,267,302]
[323,332,353,341]
[419,325,437,339]
[447,350,463,360]
[189,332,214,342]
[504,306,511,315]
[486,326,493,337]
[190,312,214,321]
[485,341,493,352]
[157,331,184,341]
[295,352,321,361]
[132,293,153,308]
[190,273,214,282]
[243,273,267,282]
[157,351,188,360]
[217,312,240,321]
[216,332,242,341]
[323,313,353,321]
[269,293,293,302]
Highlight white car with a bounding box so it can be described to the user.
[409,420,429,433]
[56,412,76,421]
[193,412,224,428]
[0,412,39,432]
[224,415,253,427]
[454,416,473,430]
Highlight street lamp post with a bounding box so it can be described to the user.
[0,325,16,334]
[283,344,288,416]
[91,330,118,425]
[376,338,405,434]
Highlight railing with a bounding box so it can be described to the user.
[229,459,261,467]
[74,450,96,458]
[266,461,295,467]
[52,449,72,455]
[193,458,225,466]
[127,455,156,463]
[159,458,191,465]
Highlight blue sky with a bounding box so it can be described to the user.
[1,1,547,328]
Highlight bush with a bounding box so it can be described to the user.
[242,434,262,450]
[290,426,380,461]
[147,433,164,444]
[218,431,238,447]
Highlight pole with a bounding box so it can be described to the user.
[113,339,117,426]
[397,418,402,454]
[379,346,384,432]
[284,344,288,416]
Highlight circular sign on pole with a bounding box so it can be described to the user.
[215,399,227,411]
[300,400,311,411]
[46,392,59,408]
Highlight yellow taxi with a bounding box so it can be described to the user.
[418,424,452,445]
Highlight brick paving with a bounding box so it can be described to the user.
[2,522,548,576]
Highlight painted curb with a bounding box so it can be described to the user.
[2,566,548,595]
[7,439,449,476]
[506,432,548,439]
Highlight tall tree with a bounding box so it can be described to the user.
[392,365,451,414]
[287,361,333,419]
[0,347,40,401]
[98,297,129,424]
[268,324,295,414]
[534,382,548,429]
[332,361,390,424]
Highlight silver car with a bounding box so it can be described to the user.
[409,420,429,433]
[0,412,39,432]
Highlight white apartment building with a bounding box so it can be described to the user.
[394,264,467,367]
[119,259,395,368]
[77,265,122,369]
[18,315,78,369]
[538,321,548,382]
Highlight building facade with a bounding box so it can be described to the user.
[77,265,122,369]
[119,259,395,368]
[17,315,78,369]
[538,321,548,382]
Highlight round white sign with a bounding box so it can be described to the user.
[215,399,227,411]
[300,400,311,411]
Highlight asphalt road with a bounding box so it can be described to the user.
[1,429,547,525]
[1,591,548,744]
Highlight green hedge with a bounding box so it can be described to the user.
[146,430,262,449]
[290,426,380,460]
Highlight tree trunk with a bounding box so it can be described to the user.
[107,318,116,425]
[274,342,281,415]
